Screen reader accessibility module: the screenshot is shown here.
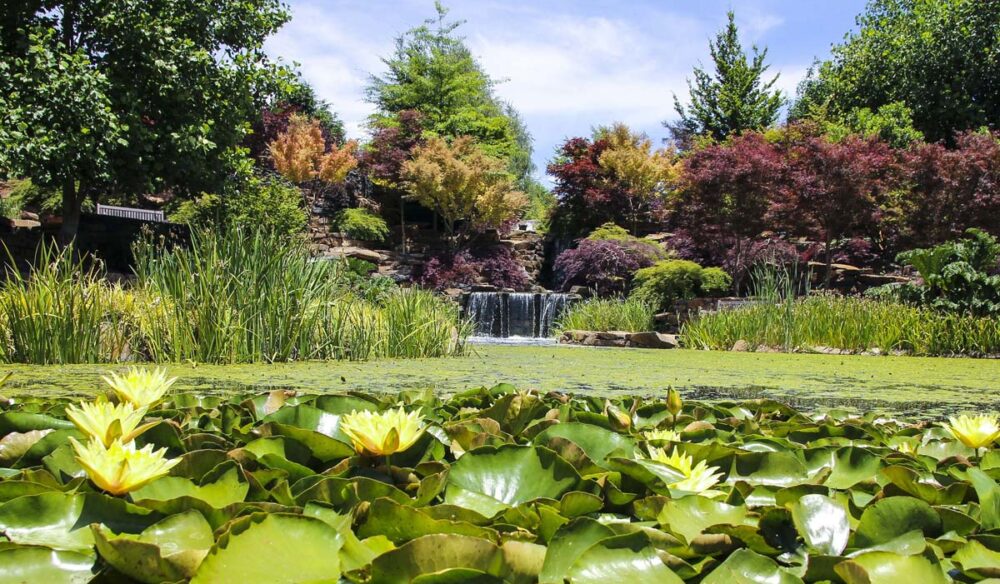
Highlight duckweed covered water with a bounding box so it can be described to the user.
[3,346,998,417]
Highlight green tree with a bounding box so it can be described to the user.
[793,0,1000,143]
[366,2,532,183]
[0,0,290,242]
[669,11,784,146]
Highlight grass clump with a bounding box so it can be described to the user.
[683,263,1000,356]
[0,229,468,364]
[554,297,655,333]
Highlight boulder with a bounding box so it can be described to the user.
[568,286,593,298]
[326,247,386,263]
[627,332,679,349]
[731,340,751,352]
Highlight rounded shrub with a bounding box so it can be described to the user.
[630,260,731,312]
[699,267,733,297]
[338,208,390,242]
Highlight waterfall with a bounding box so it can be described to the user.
[465,292,572,339]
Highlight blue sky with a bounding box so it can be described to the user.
[265,0,868,182]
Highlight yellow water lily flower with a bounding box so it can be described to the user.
[667,388,683,417]
[341,407,424,456]
[942,414,1000,449]
[70,437,179,496]
[102,367,176,408]
[645,428,681,442]
[65,400,158,447]
[648,446,724,495]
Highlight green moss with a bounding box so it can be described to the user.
[3,346,998,416]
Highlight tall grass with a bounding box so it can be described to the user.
[0,243,149,363]
[0,230,468,364]
[683,264,1000,357]
[554,297,655,334]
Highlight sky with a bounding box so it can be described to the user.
[265,0,869,183]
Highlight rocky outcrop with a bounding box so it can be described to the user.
[558,330,679,349]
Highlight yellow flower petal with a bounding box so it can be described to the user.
[66,400,155,447]
[102,367,176,408]
[340,407,424,456]
[942,414,1000,449]
[71,437,179,496]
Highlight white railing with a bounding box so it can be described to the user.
[95,204,166,223]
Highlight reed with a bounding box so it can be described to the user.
[554,297,655,334]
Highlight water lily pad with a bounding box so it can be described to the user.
[658,496,748,544]
[92,510,214,583]
[0,545,95,583]
[953,540,1000,579]
[369,534,502,584]
[445,445,580,516]
[790,494,850,556]
[701,549,804,584]
[191,513,344,583]
[566,531,683,584]
[539,518,615,583]
[132,464,249,509]
[835,551,949,584]
[533,423,636,465]
[358,497,498,544]
[854,497,942,547]
[0,492,157,552]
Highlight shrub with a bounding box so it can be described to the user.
[586,222,666,260]
[554,239,656,296]
[554,297,655,333]
[892,229,1000,316]
[337,208,389,242]
[700,267,733,297]
[0,196,21,220]
[171,171,307,238]
[417,246,529,291]
[629,260,733,312]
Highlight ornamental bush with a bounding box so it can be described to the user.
[630,260,733,312]
[553,239,656,296]
[337,208,390,242]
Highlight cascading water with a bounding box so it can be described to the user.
[465,292,572,342]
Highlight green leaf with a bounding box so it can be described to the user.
[0,545,95,583]
[369,534,501,584]
[567,531,683,584]
[657,496,748,544]
[132,465,249,509]
[92,510,214,583]
[835,551,949,584]
[445,445,580,516]
[729,451,811,487]
[533,423,636,465]
[358,497,498,544]
[701,549,804,584]
[0,492,157,552]
[790,494,850,556]
[539,518,616,583]
[969,467,1000,531]
[191,513,343,583]
[953,540,1000,579]
[853,496,941,548]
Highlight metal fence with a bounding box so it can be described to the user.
[95,204,166,223]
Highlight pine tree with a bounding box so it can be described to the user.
[669,12,784,146]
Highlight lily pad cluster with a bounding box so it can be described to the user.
[1,377,999,583]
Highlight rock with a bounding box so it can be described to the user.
[627,332,679,349]
[654,312,680,326]
[471,284,498,292]
[442,288,463,299]
[859,274,910,286]
[568,286,593,298]
[731,340,750,352]
[595,331,630,341]
[325,247,386,263]
[19,211,39,221]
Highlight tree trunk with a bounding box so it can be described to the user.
[824,235,833,290]
[59,180,81,246]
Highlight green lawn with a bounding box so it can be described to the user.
[4,345,999,417]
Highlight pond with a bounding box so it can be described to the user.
[3,346,998,418]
